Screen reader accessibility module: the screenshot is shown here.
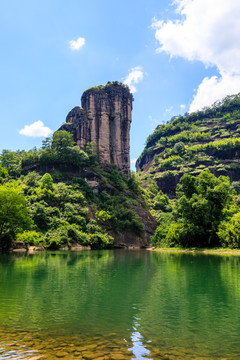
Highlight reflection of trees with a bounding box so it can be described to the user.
[138,252,240,358]
[2,251,240,358]
[0,250,156,342]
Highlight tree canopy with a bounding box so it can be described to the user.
[0,183,32,250]
[151,170,233,248]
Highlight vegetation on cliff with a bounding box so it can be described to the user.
[83,81,131,95]
[136,94,240,249]
[0,131,153,251]
[137,93,240,195]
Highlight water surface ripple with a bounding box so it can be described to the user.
[0,250,240,359]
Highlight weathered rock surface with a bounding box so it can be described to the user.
[112,205,158,248]
[59,83,133,176]
[28,246,45,252]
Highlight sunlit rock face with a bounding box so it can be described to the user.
[59,83,133,176]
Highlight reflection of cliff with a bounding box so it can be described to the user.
[59,83,133,175]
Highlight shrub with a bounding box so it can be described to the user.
[44,227,69,249]
[17,230,43,246]
[95,210,111,223]
[30,201,53,231]
[107,168,127,190]
[89,232,113,249]
[153,191,170,211]
[174,142,185,155]
[128,173,141,194]
[218,212,240,248]
[151,213,174,247]
[231,181,240,194]
[66,224,90,245]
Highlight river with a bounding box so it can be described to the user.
[0,250,240,359]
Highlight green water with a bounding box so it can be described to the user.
[0,250,240,359]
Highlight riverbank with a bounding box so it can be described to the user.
[11,245,240,255]
[148,247,240,255]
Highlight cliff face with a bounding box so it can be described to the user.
[60,83,132,176]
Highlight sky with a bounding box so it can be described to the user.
[1,0,240,170]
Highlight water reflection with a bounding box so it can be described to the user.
[129,318,151,359]
[0,340,40,359]
[0,250,240,359]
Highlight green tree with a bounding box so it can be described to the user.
[23,171,41,188]
[175,170,231,246]
[0,166,8,181]
[153,191,170,211]
[52,130,75,150]
[0,183,32,249]
[152,170,232,248]
[128,172,141,194]
[0,150,23,177]
[42,137,52,150]
[40,173,54,190]
[218,212,240,248]
[146,177,159,198]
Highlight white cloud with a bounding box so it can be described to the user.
[19,121,52,137]
[123,66,144,93]
[180,104,186,110]
[190,73,240,112]
[152,0,240,111]
[69,37,86,51]
[131,158,137,165]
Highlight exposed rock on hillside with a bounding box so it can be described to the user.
[137,94,240,194]
[59,82,132,176]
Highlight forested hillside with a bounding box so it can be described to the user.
[137,94,240,194]
[0,131,157,251]
[136,94,240,249]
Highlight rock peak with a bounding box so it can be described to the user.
[59,82,133,175]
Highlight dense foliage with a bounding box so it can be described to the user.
[149,169,240,249]
[0,131,145,251]
[135,94,240,249]
[137,93,240,195]
[0,183,32,250]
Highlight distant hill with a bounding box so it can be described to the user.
[136,94,240,195]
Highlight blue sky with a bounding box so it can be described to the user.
[1,0,240,169]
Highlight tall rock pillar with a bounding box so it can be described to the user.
[105,84,132,175]
[81,89,111,164]
[59,82,133,176]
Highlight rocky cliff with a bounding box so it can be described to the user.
[59,82,133,176]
